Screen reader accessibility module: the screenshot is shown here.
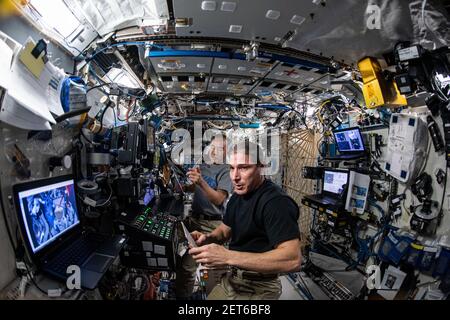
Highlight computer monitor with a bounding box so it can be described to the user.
[332,127,365,153]
[13,175,80,254]
[323,169,349,195]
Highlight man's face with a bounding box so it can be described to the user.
[229,152,262,195]
[210,138,227,164]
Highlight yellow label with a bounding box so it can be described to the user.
[19,40,45,78]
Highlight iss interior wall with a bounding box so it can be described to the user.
[0,17,75,292]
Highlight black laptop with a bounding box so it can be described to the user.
[13,175,126,290]
[304,169,349,208]
[328,127,366,160]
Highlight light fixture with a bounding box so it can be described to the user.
[265,10,280,20]
[218,64,227,70]
[274,36,282,42]
[221,1,236,12]
[229,25,242,33]
[201,1,217,11]
[237,66,247,72]
[197,63,206,68]
[290,14,306,25]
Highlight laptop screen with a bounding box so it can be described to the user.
[16,178,80,254]
[323,170,348,195]
[333,127,365,153]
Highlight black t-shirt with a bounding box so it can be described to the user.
[223,180,300,253]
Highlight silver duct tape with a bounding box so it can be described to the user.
[87,152,111,165]
[77,180,99,195]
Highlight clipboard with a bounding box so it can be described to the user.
[181,221,197,248]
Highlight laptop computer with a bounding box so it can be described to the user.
[13,174,126,290]
[304,169,349,208]
[328,127,366,160]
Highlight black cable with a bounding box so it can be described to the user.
[0,177,17,252]
[437,168,448,225]
[86,83,110,93]
[54,107,91,123]
[80,129,95,145]
[111,106,117,127]
[23,261,48,295]
[296,273,314,300]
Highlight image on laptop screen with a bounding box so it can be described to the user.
[323,170,348,195]
[333,128,364,152]
[17,178,80,253]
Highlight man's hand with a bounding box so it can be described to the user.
[190,231,209,246]
[187,167,204,186]
[189,243,231,268]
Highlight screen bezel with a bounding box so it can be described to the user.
[13,174,82,262]
[332,127,365,153]
[322,169,349,198]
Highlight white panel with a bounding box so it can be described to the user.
[172,0,446,64]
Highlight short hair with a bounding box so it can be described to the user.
[231,139,266,166]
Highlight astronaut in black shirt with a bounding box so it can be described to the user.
[188,140,301,299]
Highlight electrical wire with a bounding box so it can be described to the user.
[0,178,16,252]
[296,273,315,300]
[437,168,448,225]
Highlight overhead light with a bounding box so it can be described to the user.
[320,80,328,85]
[211,84,219,89]
[290,14,306,25]
[221,1,236,12]
[197,63,206,68]
[274,36,282,42]
[265,10,280,20]
[306,77,315,81]
[229,24,242,33]
[237,66,247,72]
[201,1,217,11]
[218,64,227,70]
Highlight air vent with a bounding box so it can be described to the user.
[177,75,189,82]
[301,88,313,93]
[212,77,225,83]
[194,76,205,82]
[313,90,323,94]
[287,85,298,91]
[298,66,312,71]
[274,83,286,89]
[282,62,295,68]
[260,81,273,87]
[160,76,173,82]
[228,78,240,84]
[314,69,327,74]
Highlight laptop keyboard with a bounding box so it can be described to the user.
[45,235,103,275]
